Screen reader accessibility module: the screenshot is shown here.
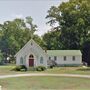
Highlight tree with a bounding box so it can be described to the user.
[0,17,41,63]
[26,16,37,39]
[33,34,44,48]
[0,51,3,63]
[46,0,90,49]
[82,41,90,66]
[42,30,61,50]
[0,19,27,57]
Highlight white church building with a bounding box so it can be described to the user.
[15,39,82,68]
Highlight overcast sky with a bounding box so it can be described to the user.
[0,0,68,36]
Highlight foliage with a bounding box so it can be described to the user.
[0,51,3,62]
[49,65,54,69]
[46,0,90,50]
[42,30,61,50]
[0,17,42,62]
[26,16,37,38]
[12,65,27,71]
[35,66,46,71]
[45,0,90,65]
[33,34,44,48]
[82,41,90,66]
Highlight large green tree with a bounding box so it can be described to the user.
[0,17,42,62]
[46,0,90,49]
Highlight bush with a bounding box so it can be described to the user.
[12,65,27,71]
[35,66,46,71]
[20,69,27,72]
[49,65,54,69]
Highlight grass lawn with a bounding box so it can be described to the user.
[44,67,90,75]
[0,65,90,75]
[0,76,90,90]
[0,65,39,75]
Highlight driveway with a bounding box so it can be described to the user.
[0,73,90,79]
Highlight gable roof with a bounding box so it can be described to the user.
[47,50,82,56]
[15,39,47,57]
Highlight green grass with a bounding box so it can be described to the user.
[0,65,90,90]
[0,65,39,75]
[0,65,90,75]
[44,67,90,75]
[0,76,90,90]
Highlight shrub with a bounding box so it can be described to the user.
[35,66,46,71]
[49,65,54,69]
[12,65,27,71]
[20,69,27,72]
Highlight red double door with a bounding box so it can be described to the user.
[29,59,34,66]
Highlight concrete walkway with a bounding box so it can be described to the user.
[0,73,90,79]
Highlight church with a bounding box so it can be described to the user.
[15,39,82,68]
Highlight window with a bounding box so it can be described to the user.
[40,57,43,64]
[64,56,66,61]
[72,56,75,61]
[20,57,23,64]
[54,56,57,61]
[29,54,34,59]
[24,55,26,64]
[49,57,51,60]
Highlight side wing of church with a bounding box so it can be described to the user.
[15,39,82,68]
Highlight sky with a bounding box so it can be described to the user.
[0,0,68,36]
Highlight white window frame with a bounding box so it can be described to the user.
[20,57,23,65]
